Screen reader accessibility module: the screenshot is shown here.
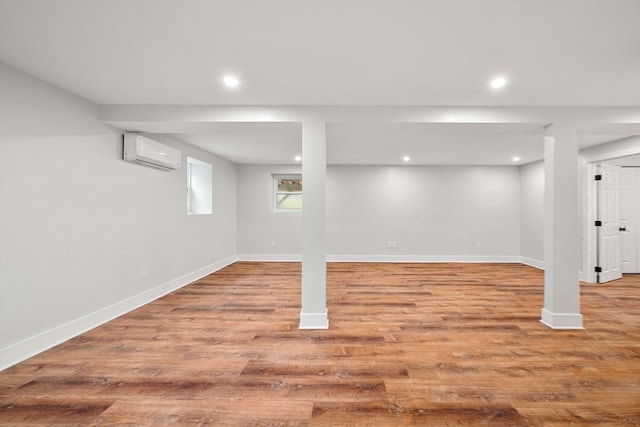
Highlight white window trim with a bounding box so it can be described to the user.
[187,161,193,215]
[187,156,213,216]
[272,173,302,212]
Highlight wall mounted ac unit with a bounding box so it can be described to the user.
[123,135,182,170]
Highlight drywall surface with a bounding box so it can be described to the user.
[520,161,545,267]
[0,64,237,369]
[237,164,520,261]
[326,165,520,260]
[237,164,302,259]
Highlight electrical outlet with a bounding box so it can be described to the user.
[476,241,481,249]
[387,241,397,248]
[217,245,221,252]
[270,240,276,248]
[141,266,148,278]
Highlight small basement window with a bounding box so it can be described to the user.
[273,174,302,211]
[187,156,212,215]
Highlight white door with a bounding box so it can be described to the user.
[619,168,639,273]
[597,164,623,283]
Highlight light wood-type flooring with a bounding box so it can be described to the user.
[1,262,639,426]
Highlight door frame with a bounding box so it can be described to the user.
[581,138,639,283]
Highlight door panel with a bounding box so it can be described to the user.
[598,164,622,282]
[619,168,639,273]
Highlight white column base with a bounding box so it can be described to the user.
[299,309,329,329]
[540,308,584,330]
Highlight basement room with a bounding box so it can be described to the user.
[1,0,639,425]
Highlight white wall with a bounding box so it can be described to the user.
[237,164,302,259]
[327,165,520,261]
[517,141,640,277]
[0,64,237,369]
[519,161,545,268]
[238,164,521,262]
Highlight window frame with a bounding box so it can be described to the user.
[186,156,213,216]
[272,173,302,212]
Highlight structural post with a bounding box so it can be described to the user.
[541,122,583,329]
[299,120,328,329]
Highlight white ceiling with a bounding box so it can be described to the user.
[1,0,639,165]
[173,122,639,165]
[327,123,544,166]
[173,122,547,165]
[605,154,640,167]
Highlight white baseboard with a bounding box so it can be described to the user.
[0,256,236,371]
[235,254,548,271]
[299,309,329,329]
[540,308,584,330]
[237,254,301,262]
[327,255,522,263]
[238,254,522,263]
[578,270,592,283]
[520,256,545,270]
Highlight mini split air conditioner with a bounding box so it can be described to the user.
[123,135,182,170]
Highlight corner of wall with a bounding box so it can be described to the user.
[0,256,237,372]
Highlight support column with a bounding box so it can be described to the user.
[541,122,583,329]
[299,120,328,329]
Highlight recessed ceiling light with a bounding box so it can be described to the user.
[223,75,240,88]
[512,156,521,162]
[294,155,302,162]
[490,77,507,89]
[403,156,411,162]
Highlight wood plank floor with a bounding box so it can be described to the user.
[1,262,639,426]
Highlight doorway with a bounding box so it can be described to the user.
[585,156,640,283]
